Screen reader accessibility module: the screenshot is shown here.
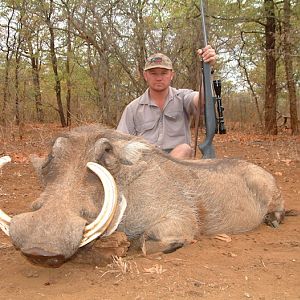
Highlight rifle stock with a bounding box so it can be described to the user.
[197,0,216,158]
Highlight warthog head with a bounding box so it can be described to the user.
[0,125,285,267]
[0,126,136,266]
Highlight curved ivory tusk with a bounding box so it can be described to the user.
[80,162,118,247]
[0,210,11,236]
[0,156,12,236]
[0,156,11,168]
[103,194,127,237]
[0,209,11,223]
[80,195,127,247]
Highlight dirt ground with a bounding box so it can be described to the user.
[0,123,299,300]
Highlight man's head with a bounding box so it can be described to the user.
[143,53,174,93]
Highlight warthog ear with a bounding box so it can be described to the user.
[120,141,151,165]
[94,138,112,157]
[30,154,47,179]
[30,137,69,181]
[94,138,151,168]
[52,136,69,155]
[94,138,120,173]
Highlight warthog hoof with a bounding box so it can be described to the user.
[21,247,66,268]
[264,211,285,228]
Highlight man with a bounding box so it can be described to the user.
[117,46,216,159]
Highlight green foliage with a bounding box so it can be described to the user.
[0,0,298,127]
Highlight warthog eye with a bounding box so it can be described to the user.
[42,154,54,170]
[105,146,112,153]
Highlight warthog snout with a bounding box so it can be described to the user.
[8,210,87,265]
[21,247,66,268]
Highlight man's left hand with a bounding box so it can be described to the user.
[197,45,216,65]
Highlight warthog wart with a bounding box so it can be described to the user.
[0,125,285,267]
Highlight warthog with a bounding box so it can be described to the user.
[0,125,285,267]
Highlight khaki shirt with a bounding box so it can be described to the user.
[117,87,197,150]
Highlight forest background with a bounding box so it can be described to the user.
[0,0,299,135]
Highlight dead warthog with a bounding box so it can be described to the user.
[0,125,285,267]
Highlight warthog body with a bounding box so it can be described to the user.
[3,125,284,266]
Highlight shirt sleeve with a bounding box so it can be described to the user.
[116,104,137,135]
[180,89,198,116]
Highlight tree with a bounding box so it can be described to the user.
[283,0,299,134]
[42,0,66,127]
[0,0,297,131]
[21,0,45,122]
[263,0,277,134]
[64,0,73,126]
[1,6,16,125]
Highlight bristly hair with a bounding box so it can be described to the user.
[122,141,151,164]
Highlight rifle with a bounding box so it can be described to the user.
[196,0,216,159]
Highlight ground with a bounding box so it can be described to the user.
[0,123,299,300]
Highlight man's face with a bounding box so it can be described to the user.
[143,68,174,92]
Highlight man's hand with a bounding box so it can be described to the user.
[193,45,216,108]
[197,45,216,65]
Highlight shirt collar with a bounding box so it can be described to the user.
[139,87,175,106]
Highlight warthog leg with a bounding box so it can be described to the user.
[140,209,198,255]
[0,156,12,236]
[264,210,285,228]
[141,236,185,255]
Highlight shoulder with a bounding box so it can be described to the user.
[125,90,150,110]
[169,87,197,101]
[178,88,196,97]
[169,87,195,97]
[122,97,141,115]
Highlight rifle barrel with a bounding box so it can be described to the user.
[200,0,208,46]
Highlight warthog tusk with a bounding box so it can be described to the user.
[0,210,11,236]
[0,156,11,168]
[103,194,127,237]
[0,156,12,236]
[80,162,118,247]
[80,195,127,247]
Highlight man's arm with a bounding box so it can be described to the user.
[116,105,136,135]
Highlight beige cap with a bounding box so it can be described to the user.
[144,53,173,71]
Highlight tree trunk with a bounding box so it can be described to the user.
[15,10,24,126]
[239,31,263,125]
[66,10,72,127]
[283,0,299,135]
[45,0,66,127]
[28,37,44,122]
[1,9,15,125]
[264,0,277,135]
[30,49,44,122]
[15,50,21,126]
[2,59,10,125]
[134,0,147,91]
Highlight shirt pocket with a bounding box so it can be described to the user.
[164,110,186,137]
[135,119,158,143]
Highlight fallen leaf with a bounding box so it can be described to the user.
[143,264,166,274]
[214,234,232,243]
[281,159,292,166]
[0,242,12,249]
